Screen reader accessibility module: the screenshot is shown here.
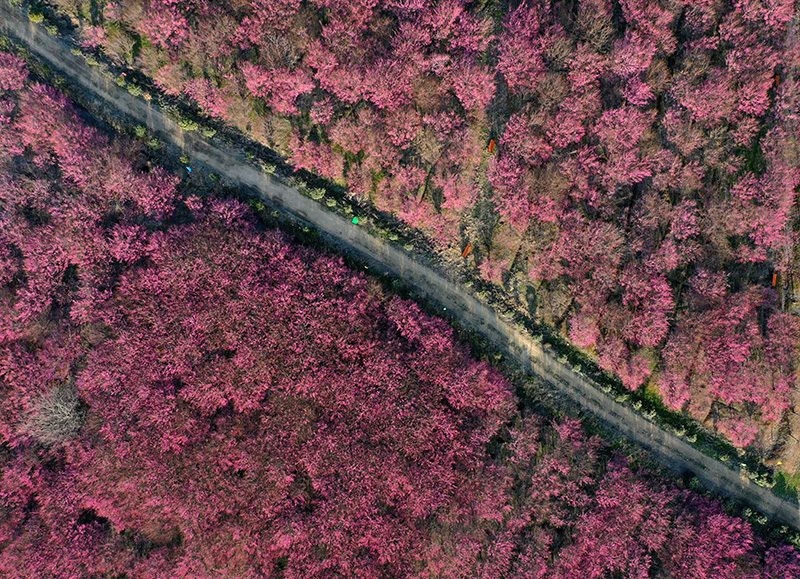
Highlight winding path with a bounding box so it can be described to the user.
[3,1,800,530]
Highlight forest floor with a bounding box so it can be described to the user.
[3,0,800,532]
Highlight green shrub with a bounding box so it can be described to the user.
[133,125,147,138]
[179,154,190,165]
[178,117,199,131]
[199,126,217,138]
[127,84,143,97]
[308,188,325,200]
[28,11,45,23]
[46,24,59,36]
[147,138,162,150]
[115,75,127,87]
[290,177,307,190]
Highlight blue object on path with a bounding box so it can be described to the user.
[186,166,192,172]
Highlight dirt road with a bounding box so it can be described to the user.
[3,1,799,530]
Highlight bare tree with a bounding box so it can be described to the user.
[22,383,86,446]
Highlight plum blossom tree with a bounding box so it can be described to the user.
[0,53,27,91]
[497,1,552,95]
